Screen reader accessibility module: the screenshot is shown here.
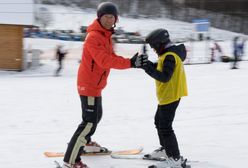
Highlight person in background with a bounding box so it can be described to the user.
[232,36,240,69]
[238,37,246,59]
[62,2,147,168]
[231,36,246,69]
[141,28,188,168]
[210,41,223,62]
[55,44,67,76]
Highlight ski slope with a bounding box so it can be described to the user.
[1,4,248,168]
[1,44,248,168]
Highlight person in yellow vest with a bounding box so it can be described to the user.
[142,29,188,168]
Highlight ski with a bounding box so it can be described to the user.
[148,164,191,168]
[44,151,110,157]
[111,153,166,161]
[148,159,191,168]
[111,153,144,160]
[111,154,194,168]
[44,147,143,157]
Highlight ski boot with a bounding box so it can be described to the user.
[82,141,110,154]
[144,147,168,161]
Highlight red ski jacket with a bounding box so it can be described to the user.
[77,19,131,96]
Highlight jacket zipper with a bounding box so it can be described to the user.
[97,71,106,85]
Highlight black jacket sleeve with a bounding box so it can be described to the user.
[143,55,175,83]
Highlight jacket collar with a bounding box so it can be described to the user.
[87,19,114,38]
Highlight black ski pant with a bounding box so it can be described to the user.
[55,60,63,75]
[63,96,102,164]
[232,52,239,69]
[155,99,180,160]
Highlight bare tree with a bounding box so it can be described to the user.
[34,7,53,28]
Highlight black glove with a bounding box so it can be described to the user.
[131,53,148,68]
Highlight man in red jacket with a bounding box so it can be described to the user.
[62,2,147,168]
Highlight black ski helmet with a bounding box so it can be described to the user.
[145,28,171,53]
[97,2,118,21]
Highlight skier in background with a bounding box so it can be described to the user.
[55,44,67,76]
[238,37,246,59]
[231,36,246,69]
[141,28,188,168]
[210,41,223,62]
[62,2,147,168]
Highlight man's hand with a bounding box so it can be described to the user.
[131,53,148,68]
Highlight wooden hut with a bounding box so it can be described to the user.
[0,0,33,71]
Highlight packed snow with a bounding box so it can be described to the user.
[1,4,248,168]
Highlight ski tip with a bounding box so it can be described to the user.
[138,146,143,152]
[43,152,51,157]
[54,160,62,168]
[182,158,192,168]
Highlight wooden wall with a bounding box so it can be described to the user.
[0,24,23,70]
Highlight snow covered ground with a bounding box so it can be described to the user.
[1,4,248,168]
[1,51,248,168]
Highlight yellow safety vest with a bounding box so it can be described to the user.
[156,52,188,105]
